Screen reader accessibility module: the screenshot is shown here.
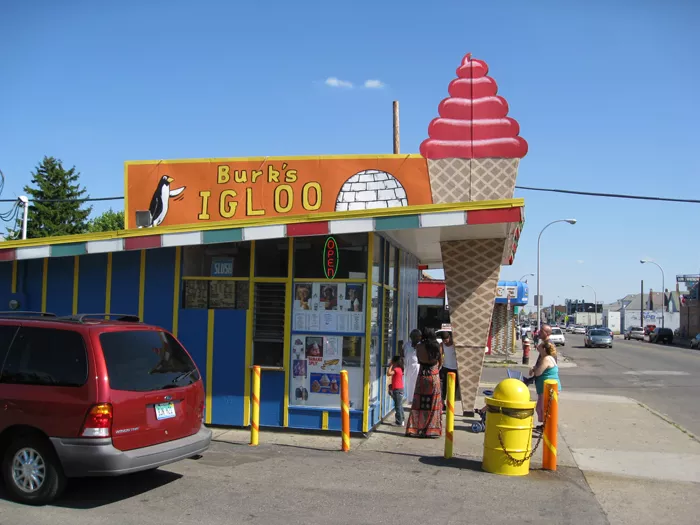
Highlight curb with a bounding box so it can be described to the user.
[636,401,700,444]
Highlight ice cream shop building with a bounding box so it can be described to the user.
[0,54,527,433]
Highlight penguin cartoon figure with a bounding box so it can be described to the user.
[148,175,186,227]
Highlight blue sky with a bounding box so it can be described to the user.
[1,0,698,305]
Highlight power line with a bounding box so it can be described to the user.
[0,187,697,205]
[0,196,123,203]
[515,186,700,204]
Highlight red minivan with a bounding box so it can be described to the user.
[0,312,211,505]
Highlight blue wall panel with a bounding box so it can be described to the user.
[177,308,209,391]
[0,262,12,310]
[288,409,322,430]
[46,257,74,316]
[22,259,43,311]
[211,309,247,426]
[110,250,141,316]
[77,254,107,315]
[260,371,284,427]
[143,247,175,331]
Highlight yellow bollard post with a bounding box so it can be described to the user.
[340,370,350,452]
[250,366,261,446]
[444,371,456,458]
[542,378,559,470]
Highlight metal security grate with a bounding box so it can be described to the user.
[253,283,286,342]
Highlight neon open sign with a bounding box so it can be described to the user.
[323,237,339,279]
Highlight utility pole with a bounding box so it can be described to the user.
[392,101,400,154]
[18,196,29,240]
[640,279,644,329]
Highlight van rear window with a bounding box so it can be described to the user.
[99,330,200,392]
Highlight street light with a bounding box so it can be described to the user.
[581,285,598,325]
[537,219,577,331]
[640,259,665,328]
[519,273,534,282]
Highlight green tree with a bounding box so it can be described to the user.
[8,156,92,239]
[87,209,124,232]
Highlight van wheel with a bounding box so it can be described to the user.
[1,436,66,505]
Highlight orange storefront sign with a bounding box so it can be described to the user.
[124,155,432,229]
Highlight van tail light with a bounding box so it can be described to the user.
[198,401,205,420]
[81,404,113,438]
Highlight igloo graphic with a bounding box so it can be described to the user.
[335,170,408,211]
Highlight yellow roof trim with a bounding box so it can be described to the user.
[0,198,524,249]
[124,153,425,166]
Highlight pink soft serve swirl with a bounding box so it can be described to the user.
[420,54,528,159]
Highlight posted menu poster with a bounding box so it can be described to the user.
[292,282,365,334]
[290,335,343,407]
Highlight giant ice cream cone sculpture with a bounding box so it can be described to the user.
[420,54,528,203]
[420,54,528,412]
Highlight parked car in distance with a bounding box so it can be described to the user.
[573,325,586,334]
[585,328,614,348]
[690,334,700,349]
[549,327,566,346]
[649,327,674,345]
[565,325,575,333]
[624,326,645,341]
[0,312,212,505]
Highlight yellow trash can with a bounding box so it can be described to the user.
[482,378,536,476]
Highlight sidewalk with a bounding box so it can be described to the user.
[209,383,700,525]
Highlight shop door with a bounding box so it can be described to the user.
[252,282,287,427]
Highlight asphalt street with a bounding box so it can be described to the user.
[484,333,700,437]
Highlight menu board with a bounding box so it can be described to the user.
[292,282,364,334]
[184,280,208,309]
[290,334,347,408]
[209,280,236,309]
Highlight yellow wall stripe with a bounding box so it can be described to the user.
[72,256,80,315]
[243,240,256,426]
[205,309,215,424]
[282,237,294,427]
[11,260,17,294]
[138,250,146,320]
[172,247,182,337]
[105,252,113,314]
[363,233,375,432]
[41,258,48,312]
[322,411,329,431]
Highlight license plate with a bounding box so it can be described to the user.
[155,402,176,420]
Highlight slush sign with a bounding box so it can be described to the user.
[211,257,234,277]
[323,237,339,279]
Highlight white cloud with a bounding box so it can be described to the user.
[364,79,385,89]
[325,77,353,88]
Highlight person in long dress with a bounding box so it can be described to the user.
[402,329,422,405]
[405,328,443,438]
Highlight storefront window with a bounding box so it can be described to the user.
[183,280,248,309]
[252,283,286,366]
[289,335,364,410]
[182,243,250,277]
[255,239,289,278]
[372,235,384,284]
[384,288,396,357]
[292,282,365,333]
[293,234,368,279]
[369,285,381,405]
[388,245,397,288]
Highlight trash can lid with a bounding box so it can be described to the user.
[493,378,531,403]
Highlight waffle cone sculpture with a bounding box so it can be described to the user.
[420,53,528,412]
